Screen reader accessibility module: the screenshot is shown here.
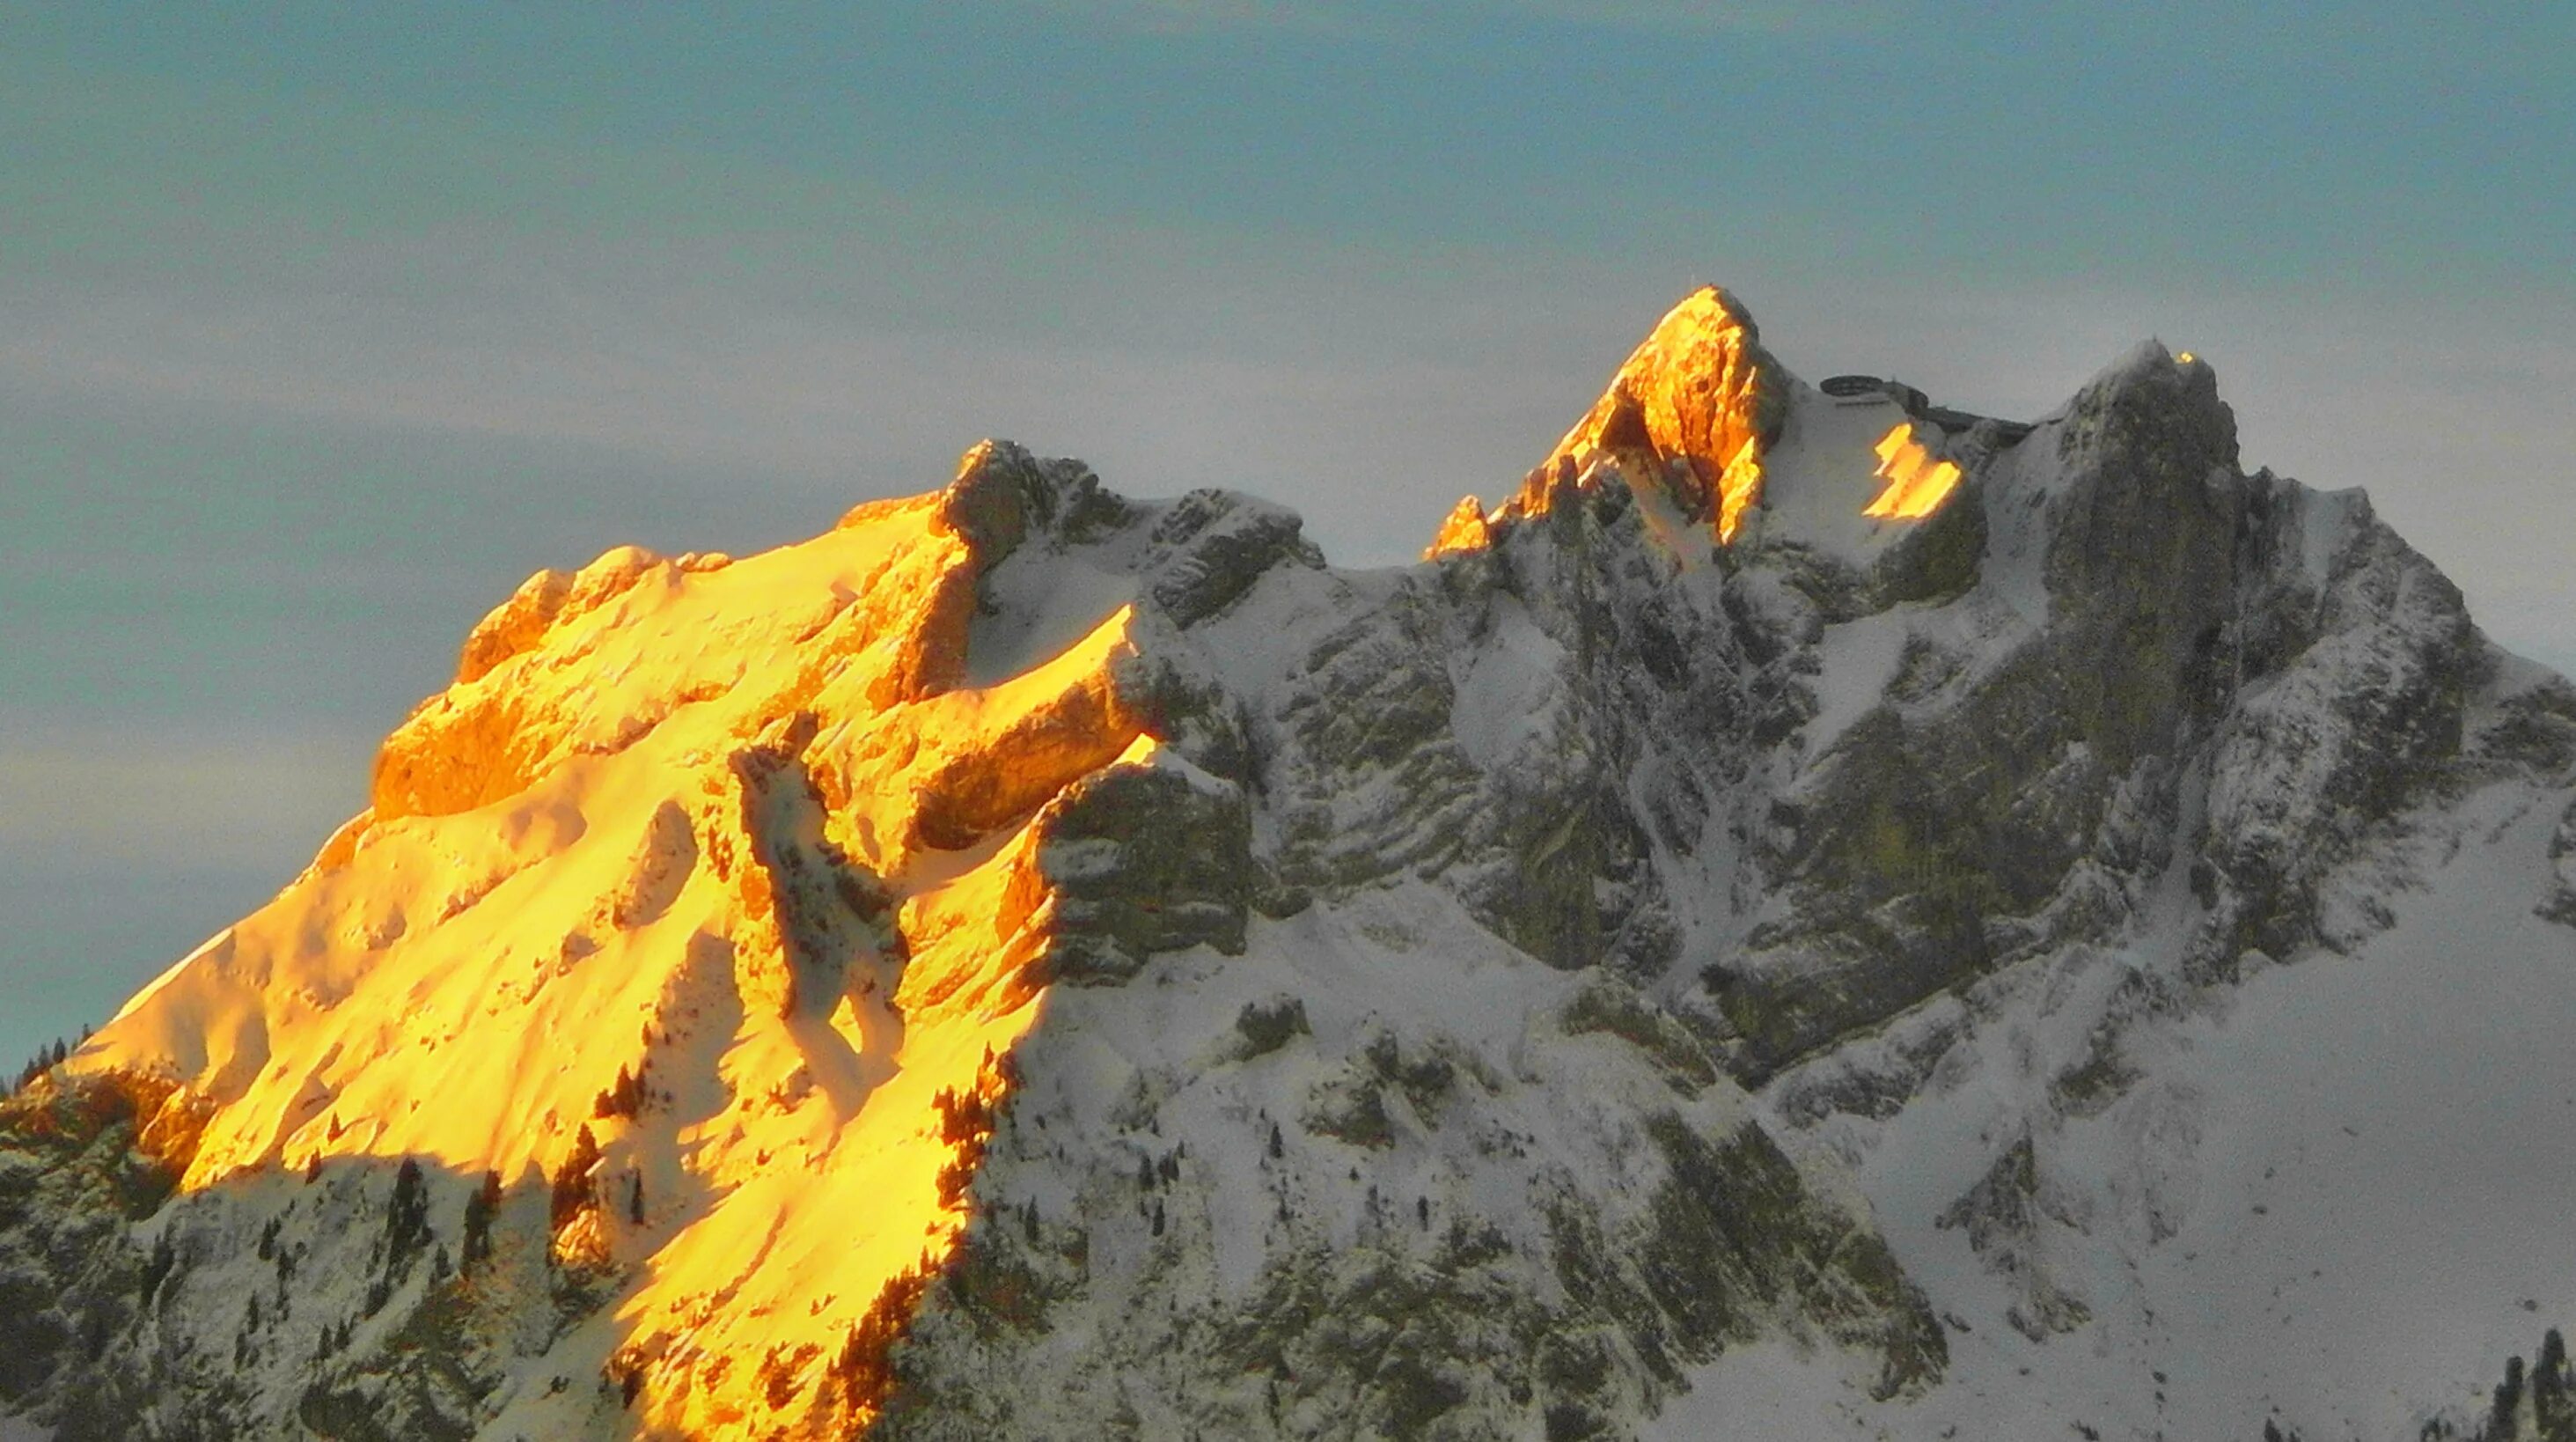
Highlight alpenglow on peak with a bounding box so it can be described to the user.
[4,286,2573,1442]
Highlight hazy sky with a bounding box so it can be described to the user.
[4,1,2572,1068]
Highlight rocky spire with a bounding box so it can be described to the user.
[1530,284,1790,542]
[1423,286,1789,560]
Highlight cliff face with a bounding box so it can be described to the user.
[1525,283,1785,544]
[6,287,2575,1442]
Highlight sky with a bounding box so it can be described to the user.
[4,0,2572,1069]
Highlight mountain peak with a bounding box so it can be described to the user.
[2051,335,2240,483]
[1484,284,1789,546]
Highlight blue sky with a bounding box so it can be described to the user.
[4,1,2572,1067]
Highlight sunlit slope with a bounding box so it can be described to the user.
[66,447,1189,1435]
[1426,285,1991,571]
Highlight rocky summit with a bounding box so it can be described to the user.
[5,287,2575,1441]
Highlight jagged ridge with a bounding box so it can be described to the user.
[4,287,2574,1442]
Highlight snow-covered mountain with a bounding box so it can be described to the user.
[5,287,2573,1441]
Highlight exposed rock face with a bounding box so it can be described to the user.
[1009,740,1253,982]
[5,287,2572,1442]
[0,1076,188,1430]
[1703,343,2499,1077]
[1522,284,1786,542]
[2543,797,2576,927]
[1935,1133,2091,1341]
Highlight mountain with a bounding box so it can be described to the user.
[5,286,2574,1441]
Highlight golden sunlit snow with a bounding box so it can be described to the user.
[70,461,1160,1434]
[1862,422,1963,520]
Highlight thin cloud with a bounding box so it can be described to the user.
[1015,0,1904,38]
[0,732,370,868]
[1009,0,1376,37]
[5,212,2570,666]
[1492,0,1906,32]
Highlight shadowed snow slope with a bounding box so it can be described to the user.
[5,288,2574,1442]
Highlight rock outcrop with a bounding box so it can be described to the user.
[1525,284,1785,543]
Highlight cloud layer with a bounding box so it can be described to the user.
[1023,0,1888,35]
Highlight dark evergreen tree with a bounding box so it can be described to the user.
[552,1126,603,1230]
[594,1063,649,1119]
[13,1035,76,1093]
[385,1157,434,1273]
[461,1168,503,1270]
[2495,1354,2528,1442]
[831,1265,933,1409]
[2536,1328,2572,1442]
